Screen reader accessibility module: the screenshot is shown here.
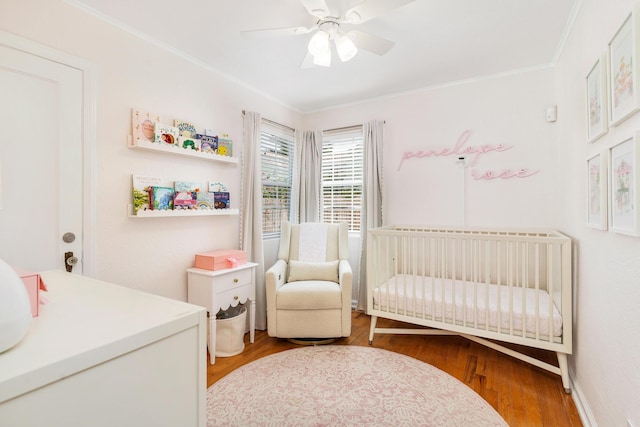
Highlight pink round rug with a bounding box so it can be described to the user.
[207,345,507,426]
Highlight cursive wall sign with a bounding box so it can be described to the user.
[397,130,538,180]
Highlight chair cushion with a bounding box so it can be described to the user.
[277,280,342,310]
[287,260,339,283]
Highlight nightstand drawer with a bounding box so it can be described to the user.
[216,284,252,313]
[214,269,253,294]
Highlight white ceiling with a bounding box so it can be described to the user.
[71,0,579,113]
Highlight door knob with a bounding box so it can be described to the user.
[65,251,78,272]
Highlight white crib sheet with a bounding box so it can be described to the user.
[372,274,562,337]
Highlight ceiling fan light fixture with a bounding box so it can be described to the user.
[335,34,358,62]
[312,49,331,67]
[308,30,330,56]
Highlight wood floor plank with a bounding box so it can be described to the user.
[208,310,582,426]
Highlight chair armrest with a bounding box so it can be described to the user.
[338,259,352,286]
[338,260,352,297]
[266,259,287,289]
[265,259,287,336]
[338,259,353,336]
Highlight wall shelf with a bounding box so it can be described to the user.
[128,135,239,164]
[128,205,239,218]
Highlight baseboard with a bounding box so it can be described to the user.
[570,370,597,426]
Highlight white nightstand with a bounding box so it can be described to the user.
[187,263,257,364]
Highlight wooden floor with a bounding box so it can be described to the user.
[207,310,582,427]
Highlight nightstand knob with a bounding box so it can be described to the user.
[233,295,239,300]
[233,278,238,283]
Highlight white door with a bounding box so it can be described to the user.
[0,42,85,274]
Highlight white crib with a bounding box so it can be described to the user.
[366,225,573,393]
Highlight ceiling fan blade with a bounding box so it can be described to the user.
[241,26,314,39]
[299,0,330,19]
[345,0,415,24]
[347,30,395,56]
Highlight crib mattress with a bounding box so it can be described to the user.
[372,274,562,337]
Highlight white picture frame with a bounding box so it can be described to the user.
[609,134,640,236]
[586,54,608,143]
[608,6,640,126]
[587,151,608,230]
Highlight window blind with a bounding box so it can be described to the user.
[322,127,364,232]
[261,123,294,236]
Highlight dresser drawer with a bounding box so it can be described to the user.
[214,268,253,294]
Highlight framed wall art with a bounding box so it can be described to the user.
[609,134,640,236]
[586,54,608,143]
[587,151,608,229]
[608,6,640,126]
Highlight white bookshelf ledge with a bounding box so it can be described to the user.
[128,135,239,164]
[128,205,239,218]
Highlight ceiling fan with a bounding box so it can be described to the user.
[241,0,415,67]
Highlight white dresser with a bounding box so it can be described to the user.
[0,270,207,427]
[187,263,257,365]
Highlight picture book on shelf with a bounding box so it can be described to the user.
[174,119,197,138]
[174,190,197,209]
[178,136,200,151]
[208,181,227,192]
[174,181,201,210]
[149,186,174,210]
[218,138,233,157]
[214,192,230,209]
[174,181,201,192]
[196,191,215,210]
[132,175,171,214]
[154,123,180,146]
[132,109,161,144]
[200,135,218,154]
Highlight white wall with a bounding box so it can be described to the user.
[554,0,640,425]
[304,68,558,229]
[0,0,301,309]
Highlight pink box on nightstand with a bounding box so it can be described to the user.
[13,268,48,317]
[195,250,247,271]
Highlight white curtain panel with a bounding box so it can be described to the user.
[357,120,384,311]
[294,129,323,223]
[241,111,266,330]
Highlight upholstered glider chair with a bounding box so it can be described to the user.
[265,221,352,339]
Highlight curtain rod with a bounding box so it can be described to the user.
[242,110,295,132]
[323,121,385,133]
[242,110,385,133]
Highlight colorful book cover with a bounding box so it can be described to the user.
[208,181,228,192]
[154,123,180,146]
[131,109,161,144]
[178,136,200,151]
[132,175,169,214]
[218,138,233,157]
[150,186,175,210]
[174,119,197,138]
[200,135,218,154]
[174,191,198,209]
[196,191,215,210]
[174,181,200,210]
[214,192,230,209]
[174,181,201,192]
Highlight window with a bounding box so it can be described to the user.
[322,127,364,232]
[261,123,294,237]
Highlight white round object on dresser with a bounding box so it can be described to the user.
[0,258,32,353]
